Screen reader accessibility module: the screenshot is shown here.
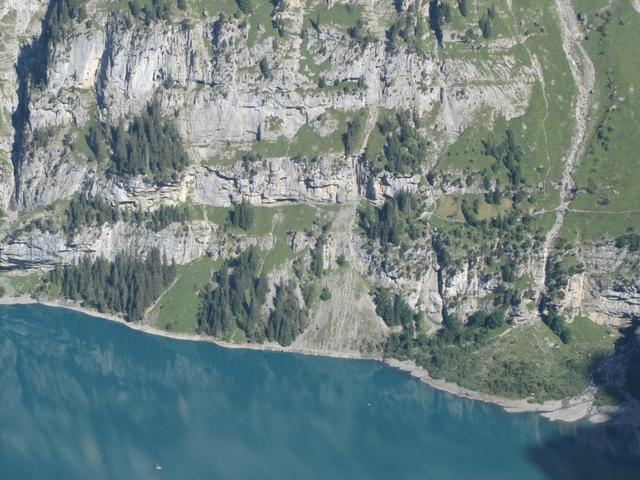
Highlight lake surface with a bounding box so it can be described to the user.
[1,304,639,479]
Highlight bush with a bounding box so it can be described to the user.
[458,0,467,17]
[386,3,427,52]
[542,312,572,344]
[479,13,493,39]
[128,0,174,23]
[236,0,253,15]
[320,287,332,301]
[343,116,364,155]
[428,0,452,45]
[467,310,506,330]
[616,233,640,252]
[310,233,326,277]
[259,57,271,79]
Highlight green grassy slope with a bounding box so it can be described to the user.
[561,1,640,242]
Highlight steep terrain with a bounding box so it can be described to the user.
[0,0,638,421]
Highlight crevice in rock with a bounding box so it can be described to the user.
[9,0,60,209]
[96,15,116,111]
[10,41,45,209]
[436,266,448,324]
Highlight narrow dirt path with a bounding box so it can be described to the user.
[536,0,596,292]
[532,207,640,216]
[144,273,183,319]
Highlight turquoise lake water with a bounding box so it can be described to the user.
[1,304,639,479]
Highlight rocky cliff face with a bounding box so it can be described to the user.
[0,0,46,209]
[0,0,637,350]
[6,0,536,211]
[563,245,640,326]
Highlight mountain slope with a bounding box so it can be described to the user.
[0,0,638,421]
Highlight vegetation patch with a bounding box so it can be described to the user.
[197,246,308,346]
[229,200,254,230]
[47,248,176,321]
[150,256,221,333]
[86,101,188,182]
[386,0,429,52]
[64,193,194,237]
[561,0,640,240]
[359,191,424,247]
[388,296,615,400]
[539,255,584,343]
[307,2,364,31]
[365,111,429,175]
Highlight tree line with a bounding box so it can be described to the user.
[65,193,121,236]
[127,0,184,23]
[197,246,308,346]
[49,248,176,321]
[266,280,307,346]
[64,193,193,236]
[35,0,87,85]
[44,0,87,45]
[373,287,419,356]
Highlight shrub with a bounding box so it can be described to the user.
[320,287,332,301]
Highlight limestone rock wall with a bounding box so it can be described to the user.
[0,0,636,338]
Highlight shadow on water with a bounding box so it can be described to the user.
[526,423,640,480]
[528,316,640,480]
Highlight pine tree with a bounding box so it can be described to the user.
[230,200,254,230]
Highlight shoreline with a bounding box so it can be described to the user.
[0,296,377,361]
[0,296,627,425]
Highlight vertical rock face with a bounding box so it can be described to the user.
[5,0,537,211]
[562,245,640,325]
[2,220,222,268]
[0,0,46,210]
